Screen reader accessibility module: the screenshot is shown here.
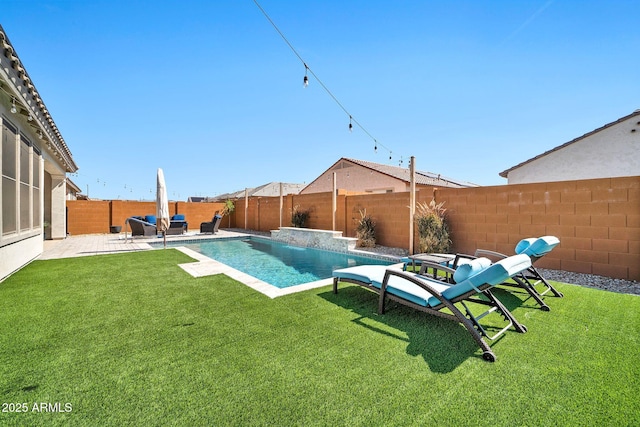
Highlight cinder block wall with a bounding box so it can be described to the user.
[66,176,639,280]
[346,192,412,249]
[255,197,285,231]
[176,202,226,231]
[67,200,111,235]
[435,176,639,280]
[111,200,158,230]
[291,192,335,230]
[68,200,226,234]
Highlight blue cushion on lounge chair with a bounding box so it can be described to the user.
[384,274,450,307]
[382,255,532,309]
[453,257,491,283]
[332,265,389,288]
[515,238,537,255]
[441,254,531,302]
[172,214,185,221]
[519,236,560,257]
[145,215,157,225]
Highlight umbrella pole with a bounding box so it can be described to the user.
[163,231,166,249]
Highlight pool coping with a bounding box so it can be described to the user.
[164,237,402,299]
[174,246,335,299]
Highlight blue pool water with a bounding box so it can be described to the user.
[179,237,393,288]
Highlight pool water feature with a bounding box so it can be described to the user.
[179,237,394,288]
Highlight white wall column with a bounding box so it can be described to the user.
[50,173,67,239]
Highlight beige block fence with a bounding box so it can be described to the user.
[67,176,639,281]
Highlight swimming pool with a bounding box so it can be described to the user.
[171,237,394,288]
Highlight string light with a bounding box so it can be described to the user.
[10,97,17,114]
[303,63,309,88]
[253,0,402,163]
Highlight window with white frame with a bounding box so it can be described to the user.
[2,119,18,235]
[19,135,31,231]
[32,146,40,227]
[1,117,43,238]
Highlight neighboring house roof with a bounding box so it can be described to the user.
[187,196,207,203]
[305,157,478,190]
[499,110,640,178]
[211,182,304,201]
[66,178,82,194]
[0,25,78,173]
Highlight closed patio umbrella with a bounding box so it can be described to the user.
[156,168,170,248]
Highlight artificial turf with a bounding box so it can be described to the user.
[0,249,638,426]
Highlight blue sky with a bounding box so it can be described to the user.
[2,0,638,200]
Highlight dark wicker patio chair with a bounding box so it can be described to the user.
[200,214,222,234]
[126,217,157,237]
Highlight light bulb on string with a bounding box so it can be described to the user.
[253,2,404,172]
[10,97,17,114]
[303,63,309,88]
[374,140,377,153]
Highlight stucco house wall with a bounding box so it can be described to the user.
[303,160,407,194]
[0,25,78,281]
[301,158,476,194]
[502,111,640,184]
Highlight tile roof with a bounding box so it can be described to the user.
[209,182,304,201]
[343,158,478,188]
[0,25,77,172]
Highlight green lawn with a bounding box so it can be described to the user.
[1,249,638,426]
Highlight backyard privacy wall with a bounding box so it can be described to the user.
[230,176,639,281]
[67,200,226,236]
[66,176,639,280]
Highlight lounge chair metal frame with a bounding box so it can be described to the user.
[333,257,530,362]
[381,269,527,362]
[417,250,561,312]
[474,249,563,311]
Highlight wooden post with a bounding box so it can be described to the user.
[332,172,337,231]
[409,156,416,254]
[279,182,283,228]
[244,188,248,230]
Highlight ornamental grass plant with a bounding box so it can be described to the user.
[355,209,376,248]
[415,199,451,253]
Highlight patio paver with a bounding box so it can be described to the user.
[39,230,250,260]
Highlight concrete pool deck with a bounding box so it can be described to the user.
[39,230,336,298]
[40,229,252,260]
